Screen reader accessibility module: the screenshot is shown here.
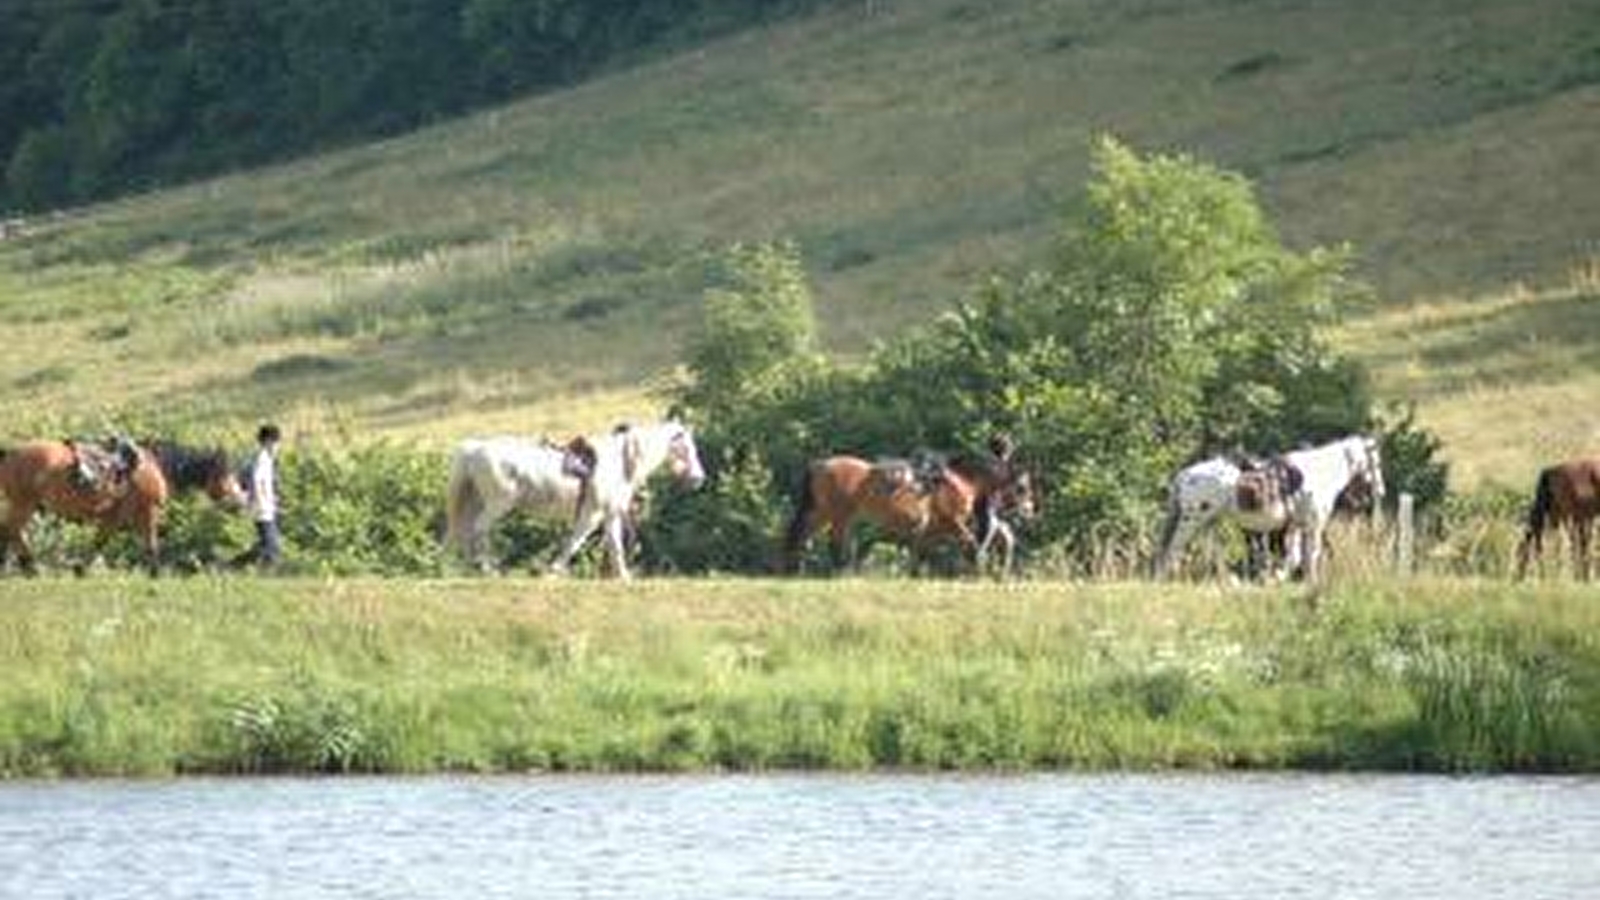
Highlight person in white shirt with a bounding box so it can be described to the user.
[235,423,282,570]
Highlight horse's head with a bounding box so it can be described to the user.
[663,421,706,489]
[1235,470,1273,513]
[150,441,247,509]
[208,459,249,509]
[1001,468,1038,522]
[1351,435,1386,507]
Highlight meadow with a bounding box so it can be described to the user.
[3,573,1598,778]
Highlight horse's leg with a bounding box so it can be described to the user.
[1154,508,1208,579]
[826,517,853,574]
[1300,521,1325,584]
[953,522,981,576]
[550,506,606,576]
[135,506,162,577]
[993,520,1017,576]
[5,506,39,576]
[1238,530,1263,581]
[603,512,631,580]
[975,511,1001,574]
[469,495,518,573]
[461,509,487,572]
[1515,527,1541,580]
[780,491,818,574]
[1573,518,1593,581]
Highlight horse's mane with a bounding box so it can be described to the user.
[145,439,232,491]
[946,450,1010,484]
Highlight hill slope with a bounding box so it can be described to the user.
[0,0,1595,484]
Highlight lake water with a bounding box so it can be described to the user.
[2,774,1596,899]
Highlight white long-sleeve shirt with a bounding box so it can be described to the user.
[249,447,278,522]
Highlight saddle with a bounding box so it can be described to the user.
[868,452,947,498]
[69,436,140,494]
[1235,456,1303,514]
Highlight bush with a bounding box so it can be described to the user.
[661,139,1437,572]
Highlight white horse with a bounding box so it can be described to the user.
[444,419,705,578]
[1153,434,1384,582]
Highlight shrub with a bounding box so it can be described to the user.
[659,139,1439,572]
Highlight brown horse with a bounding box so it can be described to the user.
[0,438,247,575]
[780,450,1035,575]
[1516,456,1600,580]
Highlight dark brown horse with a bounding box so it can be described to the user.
[1516,457,1600,580]
[0,438,246,575]
[780,450,1035,575]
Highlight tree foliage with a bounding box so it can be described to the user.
[0,0,834,212]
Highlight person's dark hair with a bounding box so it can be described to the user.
[257,423,282,444]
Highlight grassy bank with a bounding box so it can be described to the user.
[2,575,1597,777]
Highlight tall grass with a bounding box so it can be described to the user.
[2,575,1596,777]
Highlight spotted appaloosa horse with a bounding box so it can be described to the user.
[0,438,246,575]
[1516,455,1600,580]
[780,446,1035,576]
[444,418,705,578]
[1154,435,1384,582]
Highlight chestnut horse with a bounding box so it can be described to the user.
[0,438,246,575]
[1516,456,1600,580]
[780,451,1035,575]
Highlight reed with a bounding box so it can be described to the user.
[2,575,1596,777]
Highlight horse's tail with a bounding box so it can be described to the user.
[1516,467,1559,579]
[1151,495,1182,579]
[1526,467,1557,536]
[780,466,818,573]
[443,454,479,554]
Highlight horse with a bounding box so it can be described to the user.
[780,448,1035,576]
[0,438,246,575]
[1515,456,1600,580]
[1153,434,1384,582]
[444,418,705,579]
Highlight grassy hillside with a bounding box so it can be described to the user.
[0,0,1595,484]
[1340,276,1600,490]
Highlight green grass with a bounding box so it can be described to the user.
[3,575,1598,776]
[0,0,1595,470]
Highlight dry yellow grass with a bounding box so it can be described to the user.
[1337,279,1600,489]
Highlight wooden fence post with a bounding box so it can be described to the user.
[1396,492,1415,575]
